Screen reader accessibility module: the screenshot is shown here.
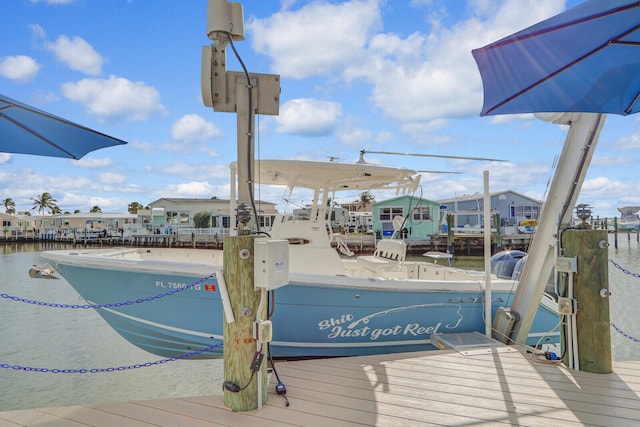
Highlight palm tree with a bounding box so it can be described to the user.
[128,202,144,214]
[90,205,102,213]
[357,192,375,212]
[3,198,16,215]
[31,192,58,215]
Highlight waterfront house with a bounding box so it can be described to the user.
[146,198,278,234]
[438,190,542,235]
[372,195,441,239]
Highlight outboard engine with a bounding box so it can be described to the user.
[490,250,527,279]
[511,255,527,281]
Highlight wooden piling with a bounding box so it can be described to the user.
[222,235,268,411]
[561,229,612,374]
[493,213,502,250]
[446,214,454,253]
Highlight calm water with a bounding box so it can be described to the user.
[0,242,223,411]
[1,235,640,411]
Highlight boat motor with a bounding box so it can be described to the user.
[490,250,526,280]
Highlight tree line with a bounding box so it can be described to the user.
[2,193,147,215]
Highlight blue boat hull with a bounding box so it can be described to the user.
[55,263,559,358]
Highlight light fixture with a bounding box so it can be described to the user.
[206,0,245,44]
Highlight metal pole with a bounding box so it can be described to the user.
[483,171,492,337]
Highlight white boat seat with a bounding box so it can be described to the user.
[357,239,406,274]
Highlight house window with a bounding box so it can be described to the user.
[259,215,274,228]
[379,207,404,221]
[379,207,404,236]
[180,212,190,224]
[515,205,539,220]
[166,211,179,225]
[413,206,431,220]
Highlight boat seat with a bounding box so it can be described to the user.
[357,239,406,274]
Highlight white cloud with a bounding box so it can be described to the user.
[45,35,105,75]
[275,98,342,136]
[61,75,166,123]
[73,157,114,168]
[0,153,12,164]
[248,0,565,126]
[99,172,126,185]
[0,55,40,82]
[29,24,46,39]
[165,181,216,198]
[171,114,222,143]
[161,163,229,180]
[248,0,381,79]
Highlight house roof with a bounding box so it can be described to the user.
[373,194,439,205]
[438,190,541,204]
[149,198,275,206]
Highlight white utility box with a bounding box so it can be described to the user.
[254,239,289,290]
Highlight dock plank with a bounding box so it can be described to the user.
[2,349,640,426]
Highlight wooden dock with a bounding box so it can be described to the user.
[2,347,639,426]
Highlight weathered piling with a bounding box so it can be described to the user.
[561,229,612,373]
[222,235,268,411]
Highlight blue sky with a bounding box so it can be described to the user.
[1,0,638,219]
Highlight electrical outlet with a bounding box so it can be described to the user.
[558,297,576,315]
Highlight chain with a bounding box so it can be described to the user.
[609,259,640,279]
[611,323,640,343]
[0,342,222,374]
[0,272,217,309]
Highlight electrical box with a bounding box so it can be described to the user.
[492,307,516,344]
[254,239,289,290]
[254,320,273,343]
[558,297,577,315]
[556,256,577,273]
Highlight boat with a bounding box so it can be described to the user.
[517,219,537,234]
[79,219,109,238]
[40,159,560,359]
[617,206,640,231]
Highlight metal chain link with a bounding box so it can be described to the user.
[0,272,217,309]
[0,342,222,374]
[609,259,640,279]
[611,323,640,343]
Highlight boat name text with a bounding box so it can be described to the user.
[318,314,441,340]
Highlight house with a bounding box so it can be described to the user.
[1,212,15,237]
[1,213,41,238]
[372,195,441,239]
[438,190,542,235]
[146,198,278,233]
[31,212,140,238]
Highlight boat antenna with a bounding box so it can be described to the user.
[361,149,508,163]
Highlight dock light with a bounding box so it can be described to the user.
[206,0,244,44]
[575,203,592,229]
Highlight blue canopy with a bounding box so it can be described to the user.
[0,93,127,159]
[472,0,640,116]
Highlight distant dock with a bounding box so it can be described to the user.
[1,231,531,254]
[2,223,636,255]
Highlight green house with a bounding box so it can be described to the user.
[373,195,441,239]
